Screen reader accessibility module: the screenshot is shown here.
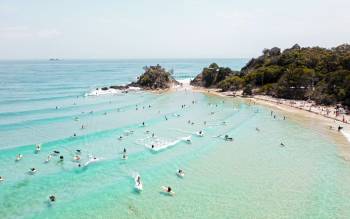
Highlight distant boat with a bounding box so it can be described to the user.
[49,58,60,61]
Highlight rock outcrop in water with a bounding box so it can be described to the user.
[129,64,179,89]
[191,44,350,106]
[91,65,179,95]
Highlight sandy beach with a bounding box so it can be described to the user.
[178,80,350,160]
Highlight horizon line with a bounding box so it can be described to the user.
[0,57,250,61]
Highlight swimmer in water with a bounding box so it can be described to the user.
[136,176,141,185]
[49,195,56,202]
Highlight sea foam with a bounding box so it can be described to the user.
[341,129,350,143]
[85,87,141,96]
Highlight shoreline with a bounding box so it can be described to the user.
[88,79,350,160]
[182,83,350,160]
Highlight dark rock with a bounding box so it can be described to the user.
[291,44,301,50]
[131,64,179,89]
[270,47,281,56]
[110,85,129,90]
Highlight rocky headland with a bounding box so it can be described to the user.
[191,44,350,107]
[90,64,180,96]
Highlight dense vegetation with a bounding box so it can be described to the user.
[190,63,240,87]
[131,64,179,89]
[191,44,350,106]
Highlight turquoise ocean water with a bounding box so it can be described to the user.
[0,59,350,219]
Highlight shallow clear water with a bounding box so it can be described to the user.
[1,59,350,219]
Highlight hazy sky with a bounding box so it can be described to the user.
[0,0,349,59]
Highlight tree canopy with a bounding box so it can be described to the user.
[191,44,350,106]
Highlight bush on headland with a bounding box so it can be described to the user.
[190,44,350,106]
[107,64,178,91]
[190,63,240,88]
[130,64,179,89]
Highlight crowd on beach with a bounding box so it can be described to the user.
[253,95,349,123]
